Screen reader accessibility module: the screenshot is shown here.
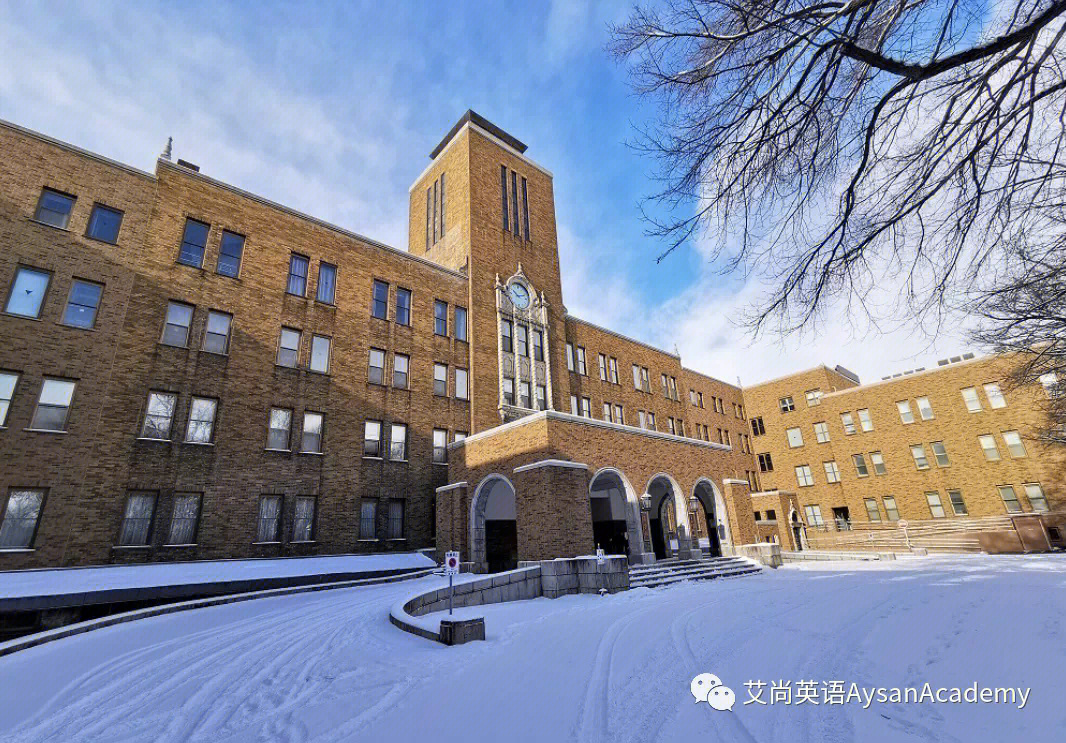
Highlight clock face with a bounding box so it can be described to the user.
[509,283,530,309]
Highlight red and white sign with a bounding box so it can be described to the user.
[444,551,460,575]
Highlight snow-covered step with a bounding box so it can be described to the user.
[628,557,761,589]
[629,563,754,585]
[630,567,761,590]
[629,557,749,577]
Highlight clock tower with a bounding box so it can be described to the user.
[407,111,571,433]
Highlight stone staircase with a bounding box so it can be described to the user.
[628,556,761,589]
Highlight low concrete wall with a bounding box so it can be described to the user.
[733,543,783,568]
[390,555,630,644]
[782,550,897,563]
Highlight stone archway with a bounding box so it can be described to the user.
[645,473,693,560]
[788,507,806,551]
[470,474,517,573]
[588,467,643,564]
[693,478,734,558]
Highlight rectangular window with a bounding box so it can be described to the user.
[961,387,982,413]
[432,179,438,244]
[62,279,103,329]
[758,453,774,472]
[637,409,645,428]
[277,327,301,367]
[388,499,405,540]
[118,492,156,546]
[603,402,612,421]
[285,253,310,296]
[426,186,432,249]
[779,396,795,413]
[178,218,209,267]
[532,329,543,361]
[503,378,515,406]
[515,325,529,357]
[301,412,323,453]
[537,385,548,411]
[433,429,448,464]
[309,335,331,373]
[599,354,608,381]
[434,363,448,397]
[786,427,803,448]
[841,412,856,435]
[267,407,292,450]
[185,397,217,443]
[640,367,650,392]
[162,301,194,347]
[632,364,640,389]
[805,389,822,407]
[500,164,509,231]
[870,451,886,475]
[926,492,946,518]
[434,300,448,336]
[6,266,51,318]
[455,306,467,341]
[813,421,830,443]
[883,496,900,521]
[141,391,177,439]
[511,170,519,236]
[614,404,624,424]
[609,358,619,384]
[519,381,532,408]
[661,374,669,397]
[440,172,445,238]
[371,280,388,320]
[216,231,244,278]
[521,176,530,239]
[364,420,382,457]
[31,378,75,431]
[571,395,579,416]
[931,441,950,467]
[575,347,586,375]
[0,489,45,548]
[167,493,202,545]
[751,417,766,436]
[804,504,823,526]
[368,348,385,385]
[389,423,407,461]
[454,432,467,443]
[393,287,412,327]
[456,368,469,400]
[393,353,409,389]
[795,465,814,487]
[916,396,934,420]
[359,499,377,540]
[34,188,75,228]
[0,371,18,427]
[86,204,124,242]
[824,461,841,483]
[858,408,873,431]
[316,262,337,304]
[896,400,914,424]
[502,321,514,353]
[1024,483,1049,512]
[911,444,929,470]
[979,434,1001,461]
[1003,430,1026,458]
[983,383,1006,409]
[292,496,316,542]
[864,498,881,522]
[948,490,968,516]
[580,397,591,418]
[256,495,282,543]
[853,454,869,477]
[667,418,676,435]
[999,485,1022,513]
[202,310,231,354]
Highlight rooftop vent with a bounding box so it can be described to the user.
[176,159,200,172]
[833,365,860,384]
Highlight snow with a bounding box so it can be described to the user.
[0,552,436,601]
[1,554,1064,742]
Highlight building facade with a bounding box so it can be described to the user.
[0,111,1061,570]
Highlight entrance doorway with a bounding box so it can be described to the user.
[472,476,518,572]
[589,474,629,557]
[693,480,722,558]
[647,475,681,560]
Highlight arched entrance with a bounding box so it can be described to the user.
[646,474,691,560]
[470,475,517,572]
[693,478,733,558]
[588,468,643,562]
[789,507,805,551]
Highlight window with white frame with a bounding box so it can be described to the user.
[640,367,650,392]
[599,354,608,381]
[581,397,591,418]
[948,490,968,516]
[883,496,900,521]
[503,378,515,405]
[1024,483,1049,512]
[434,364,448,397]
[433,429,448,464]
[515,324,529,357]
[896,400,914,424]
[368,348,385,384]
[0,371,17,427]
[520,381,532,408]
[858,408,873,431]
[823,461,841,483]
[646,412,656,430]
[162,301,194,347]
[256,495,282,542]
[501,321,513,353]
[575,346,587,375]
[202,310,232,354]
[456,368,469,400]
[961,387,982,413]
[998,485,1022,513]
[805,389,822,406]
[609,357,619,384]
[931,441,950,467]
[566,343,575,372]
[853,454,869,477]
[795,465,814,487]
[0,489,45,548]
[841,412,856,435]
[118,491,156,546]
[167,493,201,545]
[637,410,646,428]
[393,354,409,389]
[803,504,823,525]
[570,395,578,415]
[141,391,177,439]
[537,385,547,410]
[911,444,929,470]
[5,266,51,318]
[267,407,292,450]
[926,492,946,518]
[63,279,103,329]
[984,383,1007,409]
[277,327,301,368]
[979,434,1001,461]
[31,378,76,431]
[389,423,407,461]
[915,396,933,420]
[614,404,623,424]
[813,421,830,443]
[301,412,323,453]
[870,451,886,475]
[309,335,331,373]
[359,499,377,539]
[292,496,315,542]
[779,396,795,413]
[603,402,612,421]
[786,427,803,448]
[864,498,881,522]
[364,420,382,457]
[1003,430,1026,458]
[185,397,217,443]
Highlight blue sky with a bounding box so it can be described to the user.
[0,0,973,385]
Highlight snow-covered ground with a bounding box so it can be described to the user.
[1,554,1063,742]
[0,552,435,601]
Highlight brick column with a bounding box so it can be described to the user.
[435,481,469,562]
[722,478,756,554]
[511,459,594,561]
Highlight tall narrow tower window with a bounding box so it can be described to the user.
[432,179,438,244]
[425,187,432,250]
[439,172,445,238]
[511,170,519,236]
[500,164,509,231]
[521,176,530,240]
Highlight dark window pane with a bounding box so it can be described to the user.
[434,300,447,335]
[396,288,411,326]
[371,280,388,319]
[316,263,336,303]
[178,219,209,267]
[500,165,509,231]
[511,170,519,236]
[217,231,244,277]
[86,205,123,242]
[35,189,74,228]
[63,280,103,328]
[455,306,467,341]
[521,176,530,240]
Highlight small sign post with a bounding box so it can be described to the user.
[596,546,605,565]
[444,551,460,615]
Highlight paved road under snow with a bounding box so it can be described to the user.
[0,555,1063,742]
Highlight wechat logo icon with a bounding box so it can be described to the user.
[690,672,736,711]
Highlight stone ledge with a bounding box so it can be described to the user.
[512,459,590,474]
